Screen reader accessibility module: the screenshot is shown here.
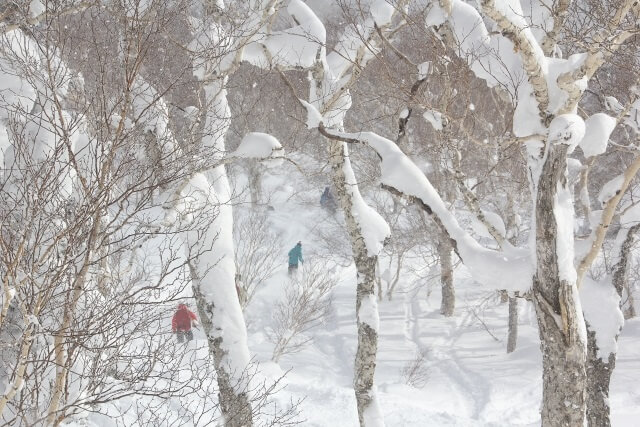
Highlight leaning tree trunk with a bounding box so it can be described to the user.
[179,78,253,426]
[585,223,640,427]
[191,265,253,427]
[532,142,587,427]
[328,139,384,426]
[185,162,254,426]
[438,228,454,317]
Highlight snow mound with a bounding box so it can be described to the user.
[233,132,283,159]
[579,113,616,158]
[547,114,585,153]
[581,276,624,359]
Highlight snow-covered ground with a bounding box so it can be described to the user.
[232,163,640,426]
[72,158,640,426]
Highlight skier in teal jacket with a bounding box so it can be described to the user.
[288,241,303,275]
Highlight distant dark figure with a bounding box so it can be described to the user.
[320,186,337,213]
[172,303,198,343]
[288,241,304,275]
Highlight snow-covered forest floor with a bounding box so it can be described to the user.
[3,1,640,426]
[196,164,640,427]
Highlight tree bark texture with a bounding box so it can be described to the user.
[328,139,383,427]
[185,79,253,426]
[586,223,640,427]
[191,265,253,427]
[585,325,615,427]
[507,295,518,353]
[438,229,454,317]
[532,143,587,427]
[623,285,636,319]
[248,163,262,206]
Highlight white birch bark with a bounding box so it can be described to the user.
[181,3,287,423]
[531,141,587,426]
[189,78,253,426]
[299,3,404,424]
[328,140,386,426]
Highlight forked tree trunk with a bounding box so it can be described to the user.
[506,295,518,353]
[586,223,640,427]
[328,139,383,426]
[532,142,586,426]
[438,229,454,317]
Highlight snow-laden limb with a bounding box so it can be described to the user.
[318,125,533,293]
[575,92,640,289]
[547,113,585,153]
[598,175,625,207]
[300,99,323,128]
[341,143,390,257]
[428,0,548,134]
[555,0,639,114]
[576,155,640,288]
[243,0,326,70]
[231,132,283,159]
[470,209,506,243]
[478,0,549,117]
[579,113,617,158]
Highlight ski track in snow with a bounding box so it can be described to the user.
[238,167,640,427]
[403,284,491,421]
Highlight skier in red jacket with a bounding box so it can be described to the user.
[172,303,198,343]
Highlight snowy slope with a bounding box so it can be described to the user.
[69,154,640,426]
[236,158,640,427]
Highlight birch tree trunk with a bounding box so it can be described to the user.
[328,139,383,426]
[585,327,615,427]
[623,286,636,319]
[532,142,587,426]
[506,295,518,353]
[185,80,253,426]
[585,223,640,427]
[438,228,454,317]
[191,264,253,427]
[248,163,262,206]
